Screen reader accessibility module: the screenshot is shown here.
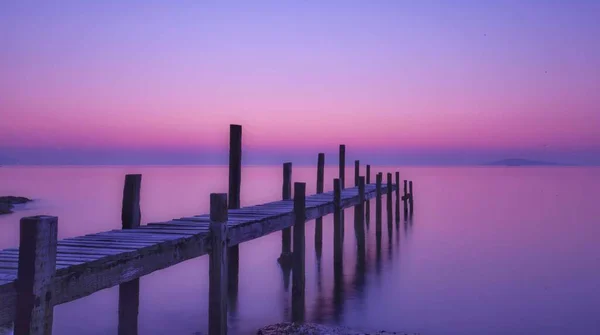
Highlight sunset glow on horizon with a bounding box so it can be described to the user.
[1,1,599,165]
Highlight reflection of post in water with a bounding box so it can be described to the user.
[332,178,344,321]
[292,183,306,323]
[353,176,367,306]
[409,181,414,213]
[365,165,371,228]
[119,174,141,335]
[315,153,325,262]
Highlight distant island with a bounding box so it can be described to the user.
[0,196,32,214]
[485,158,560,166]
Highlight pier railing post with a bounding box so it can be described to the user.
[118,174,141,335]
[375,173,382,235]
[228,124,241,307]
[209,193,228,335]
[15,215,57,335]
[279,162,293,265]
[292,182,306,323]
[315,154,325,257]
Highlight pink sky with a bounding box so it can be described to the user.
[1,1,599,165]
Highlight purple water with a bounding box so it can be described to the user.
[1,166,599,334]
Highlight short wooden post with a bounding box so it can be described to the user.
[339,145,345,189]
[118,174,141,335]
[354,160,360,186]
[15,215,58,335]
[358,176,365,204]
[228,124,241,300]
[366,165,371,184]
[315,154,325,257]
[333,179,343,267]
[209,193,228,335]
[409,181,414,213]
[395,172,400,222]
[375,173,382,235]
[292,182,306,323]
[279,162,293,265]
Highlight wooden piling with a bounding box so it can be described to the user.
[386,173,393,204]
[118,174,141,335]
[228,124,241,297]
[279,162,293,264]
[315,154,324,257]
[366,165,371,184]
[209,193,228,335]
[14,216,57,335]
[354,160,360,186]
[339,145,345,189]
[333,179,343,267]
[409,181,414,212]
[395,172,400,223]
[355,177,366,252]
[365,165,371,223]
[403,180,409,215]
[386,173,393,237]
[292,182,306,323]
[375,173,382,235]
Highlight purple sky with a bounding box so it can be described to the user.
[1,1,599,165]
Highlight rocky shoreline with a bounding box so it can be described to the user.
[257,323,419,335]
[0,196,32,214]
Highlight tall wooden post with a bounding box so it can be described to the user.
[355,177,366,253]
[386,173,393,238]
[375,173,382,235]
[365,165,371,223]
[15,215,57,335]
[333,179,343,267]
[292,182,306,323]
[118,174,141,335]
[354,160,360,186]
[403,180,409,215]
[386,173,393,204]
[339,145,345,189]
[409,181,414,213]
[395,172,400,223]
[279,162,293,264]
[315,154,325,258]
[228,124,241,306]
[209,193,228,335]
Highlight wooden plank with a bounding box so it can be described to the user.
[292,182,306,323]
[15,215,57,335]
[209,193,228,335]
[57,241,142,250]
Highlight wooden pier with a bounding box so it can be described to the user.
[0,124,415,335]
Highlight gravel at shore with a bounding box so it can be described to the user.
[257,322,419,335]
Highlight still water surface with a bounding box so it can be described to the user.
[1,166,599,335]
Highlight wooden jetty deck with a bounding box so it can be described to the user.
[0,124,414,335]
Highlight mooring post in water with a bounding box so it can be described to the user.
[228,124,241,298]
[386,173,393,236]
[365,165,371,222]
[315,153,325,256]
[14,215,57,335]
[209,193,228,335]
[355,176,366,251]
[386,173,393,204]
[292,182,306,323]
[375,173,382,235]
[339,145,345,190]
[354,160,360,186]
[403,180,409,215]
[409,181,414,213]
[333,179,343,267]
[395,172,400,222]
[118,174,141,335]
[279,162,293,265]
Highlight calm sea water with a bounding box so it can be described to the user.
[1,166,599,335]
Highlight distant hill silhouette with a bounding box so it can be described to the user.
[485,158,560,166]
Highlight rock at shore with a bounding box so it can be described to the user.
[0,196,32,214]
[257,323,419,335]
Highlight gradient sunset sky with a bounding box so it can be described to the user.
[1,1,599,165]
